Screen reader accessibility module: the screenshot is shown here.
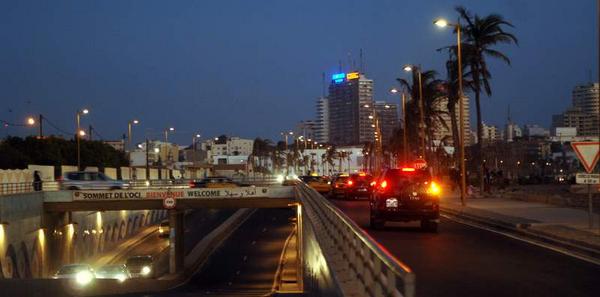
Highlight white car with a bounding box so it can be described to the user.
[60,171,128,190]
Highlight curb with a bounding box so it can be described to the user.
[441,206,600,263]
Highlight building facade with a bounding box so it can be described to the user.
[315,96,329,143]
[573,83,599,114]
[295,120,317,141]
[328,72,375,145]
[431,96,471,146]
[374,101,399,145]
[552,107,598,136]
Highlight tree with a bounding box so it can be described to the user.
[455,6,518,190]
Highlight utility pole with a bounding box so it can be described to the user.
[146,138,150,180]
[38,114,43,138]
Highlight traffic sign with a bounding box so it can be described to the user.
[571,142,600,173]
[163,196,176,209]
[576,173,600,184]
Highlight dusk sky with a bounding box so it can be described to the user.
[1,0,597,145]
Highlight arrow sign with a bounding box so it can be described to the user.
[571,142,600,174]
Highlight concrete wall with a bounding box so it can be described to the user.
[0,169,32,184]
[121,167,132,180]
[0,192,168,279]
[27,165,54,182]
[104,168,117,179]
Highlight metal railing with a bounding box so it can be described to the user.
[298,183,415,297]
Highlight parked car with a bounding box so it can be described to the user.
[126,255,155,278]
[158,219,170,238]
[60,171,128,190]
[369,168,441,232]
[95,264,131,282]
[53,264,95,286]
[189,176,240,188]
[300,175,331,194]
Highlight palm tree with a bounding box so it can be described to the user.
[397,70,448,162]
[324,146,337,174]
[455,6,518,190]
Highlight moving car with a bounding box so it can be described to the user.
[369,168,441,232]
[126,255,155,278]
[158,219,170,238]
[95,264,131,282]
[329,174,351,198]
[189,176,240,188]
[344,173,374,199]
[60,171,128,190]
[53,264,95,286]
[300,176,331,194]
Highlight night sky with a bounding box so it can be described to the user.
[1,0,597,145]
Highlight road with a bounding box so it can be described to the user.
[333,199,600,297]
[103,208,237,269]
[119,208,295,297]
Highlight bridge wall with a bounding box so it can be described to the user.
[0,192,167,279]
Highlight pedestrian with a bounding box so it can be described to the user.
[33,170,43,191]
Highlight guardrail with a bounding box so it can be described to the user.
[297,183,415,297]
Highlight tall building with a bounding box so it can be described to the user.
[315,97,329,143]
[431,96,471,146]
[328,72,375,145]
[295,120,317,141]
[523,124,549,138]
[573,83,599,114]
[374,101,399,145]
[552,107,598,136]
[481,122,501,143]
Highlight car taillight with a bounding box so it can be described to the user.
[347,180,354,186]
[370,181,377,187]
[379,180,388,190]
[188,182,195,188]
[427,181,441,196]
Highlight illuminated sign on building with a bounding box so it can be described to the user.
[332,73,346,83]
[346,72,360,80]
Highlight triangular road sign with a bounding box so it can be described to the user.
[571,142,600,173]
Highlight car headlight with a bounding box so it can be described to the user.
[158,227,163,233]
[75,271,94,286]
[276,175,284,183]
[116,274,127,282]
[141,266,151,275]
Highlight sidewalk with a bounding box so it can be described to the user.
[441,191,600,258]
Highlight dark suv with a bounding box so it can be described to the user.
[369,168,441,232]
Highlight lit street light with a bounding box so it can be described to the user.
[390,88,409,164]
[435,17,467,206]
[164,127,175,142]
[76,108,90,170]
[128,119,140,151]
[403,64,426,161]
[27,117,35,125]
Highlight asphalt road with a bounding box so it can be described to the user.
[107,208,237,266]
[333,199,600,297]
[121,208,295,297]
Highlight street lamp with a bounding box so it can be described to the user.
[192,133,201,164]
[390,88,409,164]
[128,119,140,151]
[164,127,175,143]
[404,64,426,160]
[76,108,90,170]
[435,17,467,206]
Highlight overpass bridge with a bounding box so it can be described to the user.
[0,183,415,297]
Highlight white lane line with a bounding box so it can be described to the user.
[441,214,600,266]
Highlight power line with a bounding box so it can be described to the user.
[42,116,71,136]
[0,119,27,127]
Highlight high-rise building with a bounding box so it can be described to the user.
[552,107,598,136]
[295,120,317,141]
[328,72,375,145]
[523,124,549,138]
[481,122,501,143]
[315,97,329,143]
[573,83,599,114]
[431,96,471,146]
[374,101,399,145]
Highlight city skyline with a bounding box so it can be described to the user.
[1,0,597,144]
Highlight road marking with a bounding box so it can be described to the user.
[243,255,248,262]
[262,228,267,232]
[251,240,256,245]
[441,214,600,266]
[236,270,241,275]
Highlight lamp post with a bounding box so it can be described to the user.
[391,88,409,164]
[26,115,44,139]
[435,17,467,206]
[164,127,175,143]
[128,120,140,152]
[403,65,426,160]
[76,108,89,170]
[192,133,201,165]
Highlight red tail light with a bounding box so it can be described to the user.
[347,180,354,186]
[370,181,377,187]
[380,180,388,189]
[401,168,415,172]
[189,182,195,188]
